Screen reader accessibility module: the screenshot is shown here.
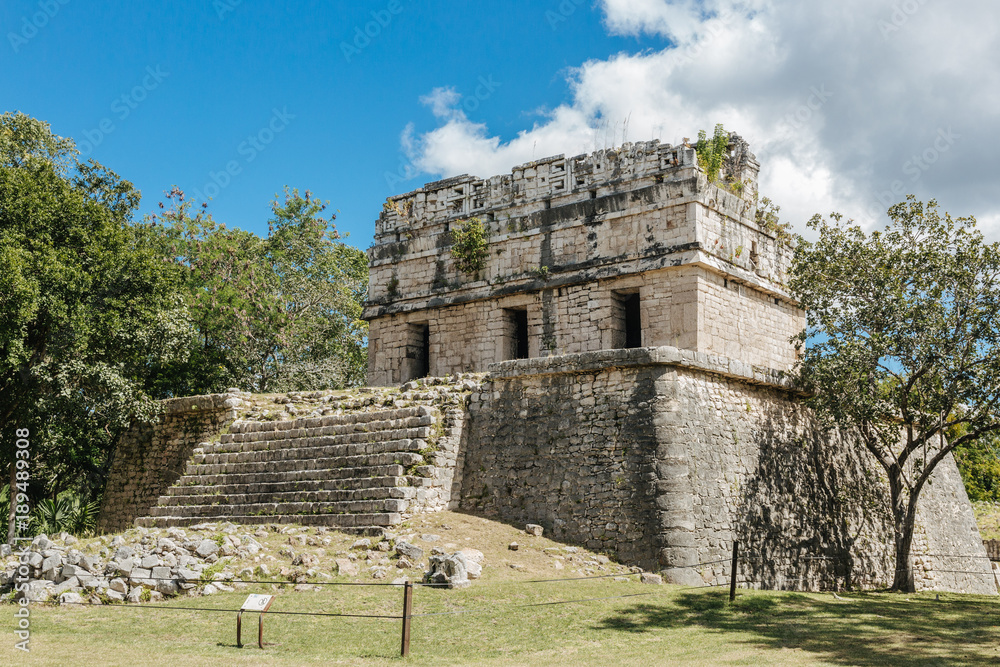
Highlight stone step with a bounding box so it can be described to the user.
[149,498,407,518]
[184,452,424,477]
[173,464,407,488]
[159,486,418,507]
[211,420,436,452]
[220,407,432,443]
[194,438,427,466]
[165,476,411,498]
[135,513,399,534]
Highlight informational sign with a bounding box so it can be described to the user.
[240,594,274,613]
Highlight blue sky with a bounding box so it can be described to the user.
[0,0,664,242]
[4,0,999,245]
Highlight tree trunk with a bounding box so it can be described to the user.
[6,460,17,544]
[888,469,918,592]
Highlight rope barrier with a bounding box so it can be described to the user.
[55,601,403,619]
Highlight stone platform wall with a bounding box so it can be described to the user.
[460,346,996,594]
[98,393,238,533]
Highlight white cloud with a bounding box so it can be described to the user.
[401,0,1000,238]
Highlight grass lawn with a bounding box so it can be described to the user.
[5,581,1000,666]
[972,501,1000,540]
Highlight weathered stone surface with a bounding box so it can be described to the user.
[640,573,663,585]
[129,568,153,588]
[394,541,424,562]
[113,546,134,561]
[26,580,54,601]
[458,548,484,564]
[156,578,179,596]
[335,559,359,576]
[52,577,80,596]
[525,525,544,537]
[194,540,219,559]
[60,592,84,605]
[425,553,471,589]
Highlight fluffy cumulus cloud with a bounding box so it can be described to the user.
[403,0,1000,236]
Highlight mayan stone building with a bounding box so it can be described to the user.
[364,138,801,383]
[100,137,995,595]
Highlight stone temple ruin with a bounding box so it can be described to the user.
[99,137,997,594]
[364,137,799,383]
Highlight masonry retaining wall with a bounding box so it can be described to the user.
[460,346,996,594]
[98,394,237,533]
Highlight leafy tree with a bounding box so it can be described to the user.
[0,112,187,541]
[144,187,368,394]
[790,196,1000,591]
[952,429,1000,503]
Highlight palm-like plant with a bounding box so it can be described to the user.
[31,493,100,537]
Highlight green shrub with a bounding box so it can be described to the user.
[694,124,730,183]
[451,218,489,276]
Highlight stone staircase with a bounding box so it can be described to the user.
[136,405,453,535]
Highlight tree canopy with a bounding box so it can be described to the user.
[790,196,1000,591]
[1,113,186,538]
[1,112,370,538]
[141,187,368,395]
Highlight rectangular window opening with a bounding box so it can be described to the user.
[589,189,598,200]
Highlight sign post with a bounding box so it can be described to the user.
[238,594,274,649]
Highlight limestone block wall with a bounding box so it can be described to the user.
[460,347,995,594]
[98,393,238,533]
[461,351,662,567]
[365,138,802,386]
[366,263,804,386]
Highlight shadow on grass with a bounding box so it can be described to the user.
[596,590,1000,666]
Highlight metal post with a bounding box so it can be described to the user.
[258,613,265,649]
[236,611,243,648]
[729,540,739,603]
[400,581,413,657]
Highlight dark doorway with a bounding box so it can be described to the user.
[611,291,642,349]
[403,323,430,381]
[503,308,529,360]
[620,292,642,349]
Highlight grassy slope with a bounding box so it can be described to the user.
[6,511,1000,666]
[972,501,1000,540]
